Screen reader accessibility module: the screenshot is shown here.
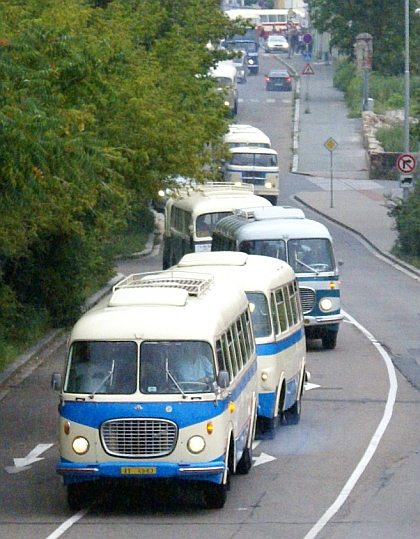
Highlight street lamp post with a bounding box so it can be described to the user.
[404,0,410,154]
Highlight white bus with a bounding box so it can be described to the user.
[51,272,258,510]
[210,61,238,116]
[223,124,271,148]
[171,251,307,436]
[211,206,343,349]
[162,182,271,269]
[224,146,279,204]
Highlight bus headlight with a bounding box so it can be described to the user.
[264,182,273,189]
[72,436,90,455]
[319,298,333,312]
[248,59,254,65]
[187,436,206,454]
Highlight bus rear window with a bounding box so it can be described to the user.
[196,211,232,238]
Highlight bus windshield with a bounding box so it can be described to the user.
[231,153,277,167]
[287,239,335,273]
[196,211,232,238]
[241,239,287,261]
[140,341,215,394]
[65,341,138,395]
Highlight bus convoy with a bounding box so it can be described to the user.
[51,4,339,507]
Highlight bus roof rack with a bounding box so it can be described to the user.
[113,272,214,297]
[235,206,305,220]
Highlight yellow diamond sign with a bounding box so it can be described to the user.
[324,138,338,152]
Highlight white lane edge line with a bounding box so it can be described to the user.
[301,309,398,539]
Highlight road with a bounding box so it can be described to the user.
[0,51,420,539]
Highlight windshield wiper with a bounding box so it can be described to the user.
[165,357,186,398]
[295,257,320,275]
[89,360,115,399]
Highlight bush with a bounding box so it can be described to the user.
[386,181,420,264]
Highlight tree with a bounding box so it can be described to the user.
[308,0,420,76]
[0,0,241,329]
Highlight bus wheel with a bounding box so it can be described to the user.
[285,397,301,425]
[203,482,227,509]
[67,482,96,511]
[236,444,253,475]
[322,330,338,350]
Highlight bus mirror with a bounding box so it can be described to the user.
[217,370,230,389]
[51,373,62,392]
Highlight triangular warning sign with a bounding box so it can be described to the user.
[302,63,315,75]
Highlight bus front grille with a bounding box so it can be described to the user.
[101,418,178,458]
[299,287,316,313]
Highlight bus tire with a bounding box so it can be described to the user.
[67,482,95,511]
[322,329,338,350]
[203,482,227,509]
[285,397,301,425]
[236,445,253,475]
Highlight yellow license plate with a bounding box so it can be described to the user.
[120,467,157,475]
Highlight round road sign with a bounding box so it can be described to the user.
[396,153,417,174]
[302,33,312,45]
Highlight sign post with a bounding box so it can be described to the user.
[324,138,338,208]
[396,153,416,201]
[301,62,314,113]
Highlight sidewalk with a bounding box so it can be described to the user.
[283,55,408,262]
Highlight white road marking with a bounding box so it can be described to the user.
[301,309,398,539]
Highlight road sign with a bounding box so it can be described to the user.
[302,33,312,45]
[302,63,315,75]
[399,175,413,188]
[396,153,416,174]
[324,138,338,152]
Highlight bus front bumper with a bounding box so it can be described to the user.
[57,460,226,486]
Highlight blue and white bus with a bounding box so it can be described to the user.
[172,251,307,436]
[51,273,258,510]
[211,206,343,349]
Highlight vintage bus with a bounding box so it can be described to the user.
[171,251,307,436]
[223,124,271,149]
[223,146,279,204]
[210,60,238,116]
[51,272,258,510]
[211,206,343,350]
[162,182,271,269]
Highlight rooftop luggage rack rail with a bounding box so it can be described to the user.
[113,272,213,298]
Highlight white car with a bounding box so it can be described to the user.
[265,35,289,53]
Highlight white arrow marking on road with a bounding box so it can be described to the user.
[4,443,54,474]
[305,382,321,391]
[252,452,277,467]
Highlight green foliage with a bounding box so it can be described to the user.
[0,0,243,366]
[308,0,420,76]
[386,181,420,264]
[333,57,356,92]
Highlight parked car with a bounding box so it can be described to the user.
[265,69,292,92]
[265,34,289,54]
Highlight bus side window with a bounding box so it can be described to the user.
[234,319,244,371]
[273,288,289,334]
[227,327,239,377]
[288,282,299,326]
[221,333,233,380]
